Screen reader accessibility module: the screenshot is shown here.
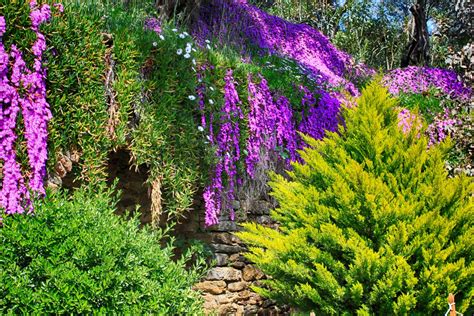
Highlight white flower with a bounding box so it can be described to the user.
[188,95,196,100]
[206,44,211,50]
[192,59,196,65]
[209,86,215,91]
[205,39,211,44]
[209,99,214,104]
[197,126,204,132]
[172,28,178,32]
[183,31,189,36]
[198,78,202,83]
[176,48,183,55]
[186,42,192,47]
[179,33,185,39]
[184,53,191,59]
[192,48,197,52]
[185,46,192,54]
[206,135,212,141]
[159,34,165,40]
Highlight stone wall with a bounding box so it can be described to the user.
[176,187,289,316]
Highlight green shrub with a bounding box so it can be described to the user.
[0,186,206,314]
[237,82,473,315]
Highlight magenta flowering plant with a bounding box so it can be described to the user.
[204,69,243,226]
[397,108,422,135]
[426,109,459,147]
[296,85,342,151]
[397,107,459,147]
[144,17,162,34]
[193,0,374,96]
[0,1,59,215]
[246,75,298,177]
[383,66,472,101]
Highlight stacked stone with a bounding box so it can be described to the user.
[183,193,289,316]
[194,232,286,315]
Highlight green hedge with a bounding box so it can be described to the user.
[0,186,206,314]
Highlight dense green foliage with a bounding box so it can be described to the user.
[237,82,473,314]
[0,186,205,314]
[333,0,408,70]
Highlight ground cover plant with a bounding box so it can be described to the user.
[237,82,474,314]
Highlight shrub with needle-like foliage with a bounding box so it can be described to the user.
[237,82,473,315]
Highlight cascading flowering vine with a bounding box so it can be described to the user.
[246,75,298,177]
[0,1,59,215]
[0,32,31,214]
[297,85,341,142]
[204,69,243,226]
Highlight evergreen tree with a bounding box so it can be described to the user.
[237,82,473,315]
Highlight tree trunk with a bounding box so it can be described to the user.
[401,0,430,67]
[155,0,201,24]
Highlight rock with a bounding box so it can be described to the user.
[233,303,244,316]
[231,261,246,269]
[236,291,262,306]
[263,299,276,308]
[213,233,241,245]
[229,253,245,262]
[228,281,248,292]
[206,220,238,232]
[206,267,242,281]
[248,200,272,215]
[215,293,237,305]
[256,215,273,225]
[242,265,265,281]
[244,305,259,316]
[217,304,236,315]
[232,200,241,209]
[214,253,229,266]
[203,294,218,310]
[235,290,252,302]
[211,243,243,254]
[194,281,226,294]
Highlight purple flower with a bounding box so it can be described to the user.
[397,108,421,135]
[1,3,56,216]
[383,66,472,101]
[204,69,243,226]
[192,0,374,96]
[144,17,162,34]
[426,109,458,146]
[297,86,341,145]
[54,3,64,13]
[0,16,6,37]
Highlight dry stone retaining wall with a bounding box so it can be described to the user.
[176,194,289,316]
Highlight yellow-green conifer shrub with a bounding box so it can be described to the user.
[236,82,473,315]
